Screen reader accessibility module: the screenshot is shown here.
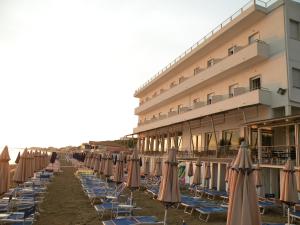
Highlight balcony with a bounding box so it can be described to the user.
[133,88,272,133]
[135,40,269,115]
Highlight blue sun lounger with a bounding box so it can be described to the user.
[180,195,217,214]
[102,216,162,225]
[195,206,227,222]
[258,200,278,214]
[94,202,133,218]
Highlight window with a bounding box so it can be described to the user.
[293,68,300,89]
[207,93,214,105]
[205,132,217,150]
[207,59,214,67]
[229,83,238,97]
[177,104,183,113]
[192,134,202,151]
[228,46,236,56]
[290,19,300,40]
[250,76,261,91]
[194,67,202,75]
[248,32,259,44]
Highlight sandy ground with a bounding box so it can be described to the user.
[34,161,288,225]
[34,165,99,225]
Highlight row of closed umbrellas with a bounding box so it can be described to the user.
[76,143,298,225]
[0,146,51,195]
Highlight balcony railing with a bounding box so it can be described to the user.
[138,87,270,126]
[134,0,277,96]
[137,40,268,108]
[251,145,298,165]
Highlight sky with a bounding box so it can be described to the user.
[0,0,248,149]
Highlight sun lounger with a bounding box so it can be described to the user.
[0,205,35,224]
[102,216,162,225]
[258,200,278,214]
[195,206,227,222]
[94,202,133,218]
[180,195,217,214]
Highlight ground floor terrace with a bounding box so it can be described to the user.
[135,109,300,198]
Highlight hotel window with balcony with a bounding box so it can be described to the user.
[229,83,238,97]
[207,93,214,105]
[290,19,300,40]
[292,68,300,89]
[207,59,214,67]
[250,76,261,91]
[192,134,202,151]
[221,129,240,150]
[205,132,217,151]
[248,32,259,44]
[228,46,236,56]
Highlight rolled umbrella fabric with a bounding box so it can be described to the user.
[143,157,150,176]
[126,149,140,189]
[192,158,202,185]
[15,152,20,164]
[154,158,162,177]
[203,162,211,188]
[158,148,181,203]
[104,153,113,178]
[100,153,106,175]
[0,146,11,194]
[13,149,29,184]
[34,151,40,172]
[280,160,298,204]
[296,169,300,192]
[158,148,181,225]
[113,153,124,184]
[226,142,261,225]
[93,154,100,172]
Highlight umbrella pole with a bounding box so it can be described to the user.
[163,206,168,225]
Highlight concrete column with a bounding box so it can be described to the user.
[295,124,299,166]
[258,128,262,163]
[286,126,290,159]
[217,163,221,191]
[145,137,149,152]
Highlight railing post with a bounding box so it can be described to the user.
[258,128,262,163]
[295,124,299,166]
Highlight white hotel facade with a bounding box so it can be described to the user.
[133,0,300,197]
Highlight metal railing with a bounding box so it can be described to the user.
[138,87,270,126]
[134,0,276,95]
[251,145,298,165]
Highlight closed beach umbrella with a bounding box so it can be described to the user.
[93,154,100,172]
[203,162,211,188]
[15,152,20,164]
[296,169,300,192]
[193,158,202,186]
[90,153,96,170]
[96,154,102,173]
[143,157,150,176]
[126,149,140,205]
[100,153,106,175]
[30,151,35,176]
[158,148,181,225]
[28,151,34,178]
[226,142,261,225]
[280,160,298,225]
[34,151,40,172]
[83,152,89,167]
[13,149,29,184]
[113,153,124,184]
[154,158,162,177]
[0,146,11,194]
[104,153,113,178]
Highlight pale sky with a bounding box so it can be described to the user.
[0,0,248,148]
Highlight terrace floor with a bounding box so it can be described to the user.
[34,160,288,225]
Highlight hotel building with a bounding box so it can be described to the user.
[133,0,300,197]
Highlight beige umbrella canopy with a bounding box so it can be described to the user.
[93,154,100,172]
[226,142,261,225]
[90,153,96,170]
[100,153,106,175]
[203,162,211,188]
[113,153,124,184]
[104,153,113,178]
[158,148,181,225]
[83,152,89,167]
[13,149,29,184]
[187,161,194,177]
[0,146,11,194]
[280,160,298,225]
[126,149,140,189]
[154,158,162,177]
[34,151,40,172]
[143,157,150,176]
[192,158,202,185]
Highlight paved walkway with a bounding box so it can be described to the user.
[35,163,99,225]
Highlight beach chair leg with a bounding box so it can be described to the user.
[198,213,209,222]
